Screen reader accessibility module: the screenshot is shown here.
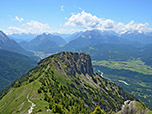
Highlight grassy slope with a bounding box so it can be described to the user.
[0,76,50,114]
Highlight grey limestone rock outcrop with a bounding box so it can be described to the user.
[120,100,148,114]
[55,52,94,76]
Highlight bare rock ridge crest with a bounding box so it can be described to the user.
[40,52,94,76]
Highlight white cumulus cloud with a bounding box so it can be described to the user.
[64,11,151,33]
[5,11,152,35]
[124,21,149,32]
[15,16,24,23]
[7,26,27,34]
[103,19,115,29]
[64,11,102,29]
[6,20,51,34]
[23,20,51,34]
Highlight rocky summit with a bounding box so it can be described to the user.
[53,52,94,76]
[0,52,151,114]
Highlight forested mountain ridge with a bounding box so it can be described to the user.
[0,52,149,114]
[0,49,36,91]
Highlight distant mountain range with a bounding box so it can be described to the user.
[8,29,152,45]
[0,31,34,57]
[62,30,129,51]
[121,30,152,44]
[16,29,152,54]
[20,33,67,53]
[8,33,37,42]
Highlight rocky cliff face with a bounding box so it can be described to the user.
[57,52,94,76]
[42,52,94,76]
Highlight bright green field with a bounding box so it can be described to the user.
[92,59,152,75]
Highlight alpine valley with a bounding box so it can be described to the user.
[0,29,152,114]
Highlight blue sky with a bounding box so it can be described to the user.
[0,0,152,34]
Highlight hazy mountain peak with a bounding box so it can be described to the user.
[0,30,33,56]
[0,30,8,41]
